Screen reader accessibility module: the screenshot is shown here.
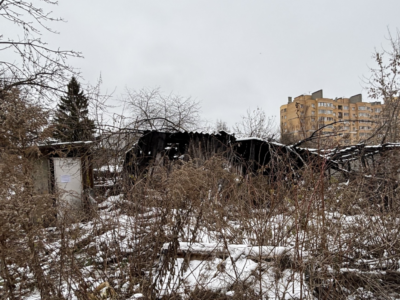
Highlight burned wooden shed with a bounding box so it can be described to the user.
[124,131,235,177]
[124,131,319,180]
[233,137,312,176]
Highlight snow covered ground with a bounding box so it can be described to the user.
[4,191,400,299]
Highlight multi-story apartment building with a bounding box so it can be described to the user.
[280,90,383,145]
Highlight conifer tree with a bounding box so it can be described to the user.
[54,77,95,142]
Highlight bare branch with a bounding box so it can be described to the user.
[124,87,201,132]
[0,0,82,103]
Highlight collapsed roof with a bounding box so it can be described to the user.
[124,131,400,180]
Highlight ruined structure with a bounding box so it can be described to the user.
[124,131,234,177]
[124,131,320,180]
[125,131,400,186]
[310,143,400,179]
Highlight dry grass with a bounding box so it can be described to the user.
[2,141,400,299]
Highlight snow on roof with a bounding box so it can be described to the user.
[236,137,285,147]
[39,141,93,147]
[305,142,400,163]
[236,137,262,142]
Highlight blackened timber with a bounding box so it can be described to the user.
[124,131,236,178]
[124,131,317,179]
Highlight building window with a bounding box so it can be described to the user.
[318,102,333,107]
[312,103,315,108]
[318,117,334,121]
[344,113,349,117]
[318,109,333,114]
[374,108,382,113]
[358,113,369,117]
[343,106,349,110]
[352,107,355,110]
[311,111,315,115]
[358,106,367,110]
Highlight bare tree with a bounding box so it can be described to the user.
[214,119,229,132]
[0,87,58,299]
[368,30,400,143]
[88,87,201,173]
[125,87,201,132]
[0,87,52,149]
[233,106,277,140]
[0,0,81,101]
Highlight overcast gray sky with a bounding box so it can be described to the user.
[40,0,400,127]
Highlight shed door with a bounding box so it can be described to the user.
[52,157,83,210]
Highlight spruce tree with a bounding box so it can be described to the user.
[54,77,95,142]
